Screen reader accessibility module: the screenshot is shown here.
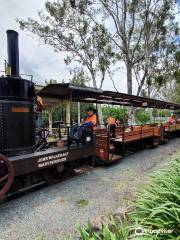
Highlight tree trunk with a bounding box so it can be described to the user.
[91,72,104,125]
[127,62,133,95]
[97,104,104,126]
[128,106,136,126]
[48,108,53,134]
[77,102,81,124]
[66,99,71,126]
[149,109,154,123]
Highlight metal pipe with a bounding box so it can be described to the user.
[6,30,19,77]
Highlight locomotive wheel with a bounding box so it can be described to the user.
[0,154,14,198]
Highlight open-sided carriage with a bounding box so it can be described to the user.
[1,30,180,199]
[38,83,180,163]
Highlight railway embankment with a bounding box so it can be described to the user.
[0,138,180,240]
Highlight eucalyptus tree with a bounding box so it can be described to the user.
[18,0,115,123]
[18,0,113,89]
[86,0,178,95]
[158,50,180,102]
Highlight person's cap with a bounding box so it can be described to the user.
[86,107,96,113]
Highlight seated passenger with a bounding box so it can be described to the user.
[69,108,97,143]
[106,115,116,138]
[167,114,176,125]
[83,108,97,129]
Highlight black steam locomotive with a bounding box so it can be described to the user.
[0,30,95,199]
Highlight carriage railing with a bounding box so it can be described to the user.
[35,124,95,152]
[36,121,168,156]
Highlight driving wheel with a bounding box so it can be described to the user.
[0,154,14,198]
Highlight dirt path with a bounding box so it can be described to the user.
[0,138,180,240]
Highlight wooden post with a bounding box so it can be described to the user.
[48,108,53,134]
[66,99,71,126]
[78,102,81,124]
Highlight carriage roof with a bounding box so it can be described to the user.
[38,83,180,110]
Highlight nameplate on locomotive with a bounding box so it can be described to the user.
[37,152,68,168]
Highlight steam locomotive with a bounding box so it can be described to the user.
[0,30,95,199]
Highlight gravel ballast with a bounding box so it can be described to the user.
[0,138,180,240]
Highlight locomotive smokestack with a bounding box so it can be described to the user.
[6,30,19,77]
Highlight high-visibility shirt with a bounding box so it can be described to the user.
[84,114,97,126]
[107,117,116,125]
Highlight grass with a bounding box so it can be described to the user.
[77,199,89,208]
[35,233,44,240]
[79,153,180,240]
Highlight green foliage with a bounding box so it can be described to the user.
[43,102,94,126]
[35,232,44,240]
[102,106,128,123]
[152,109,171,118]
[79,154,180,240]
[130,157,180,239]
[45,79,58,85]
[135,109,150,124]
[78,217,130,240]
[69,68,90,86]
[175,50,180,64]
[174,83,180,103]
[77,199,89,208]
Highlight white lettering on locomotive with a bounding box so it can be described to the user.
[37,152,68,168]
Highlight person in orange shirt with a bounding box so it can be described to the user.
[69,108,97,143]
[83,108,97,129]
[106,115,116,138]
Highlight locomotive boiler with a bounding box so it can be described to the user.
[0,30,35,157]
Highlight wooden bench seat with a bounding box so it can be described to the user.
[175,123,180,130]
[164,123,180,132]
[154,126,161,137]
[118,127,154,143]
[123,130,141,142]
[141,128,154,138]
[165,124,176,132]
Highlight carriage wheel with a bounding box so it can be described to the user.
[0,154,14,198]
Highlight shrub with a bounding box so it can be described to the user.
[135,109,150,124]
[79,155,180,240]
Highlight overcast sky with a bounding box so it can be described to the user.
[0,0,179,93]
